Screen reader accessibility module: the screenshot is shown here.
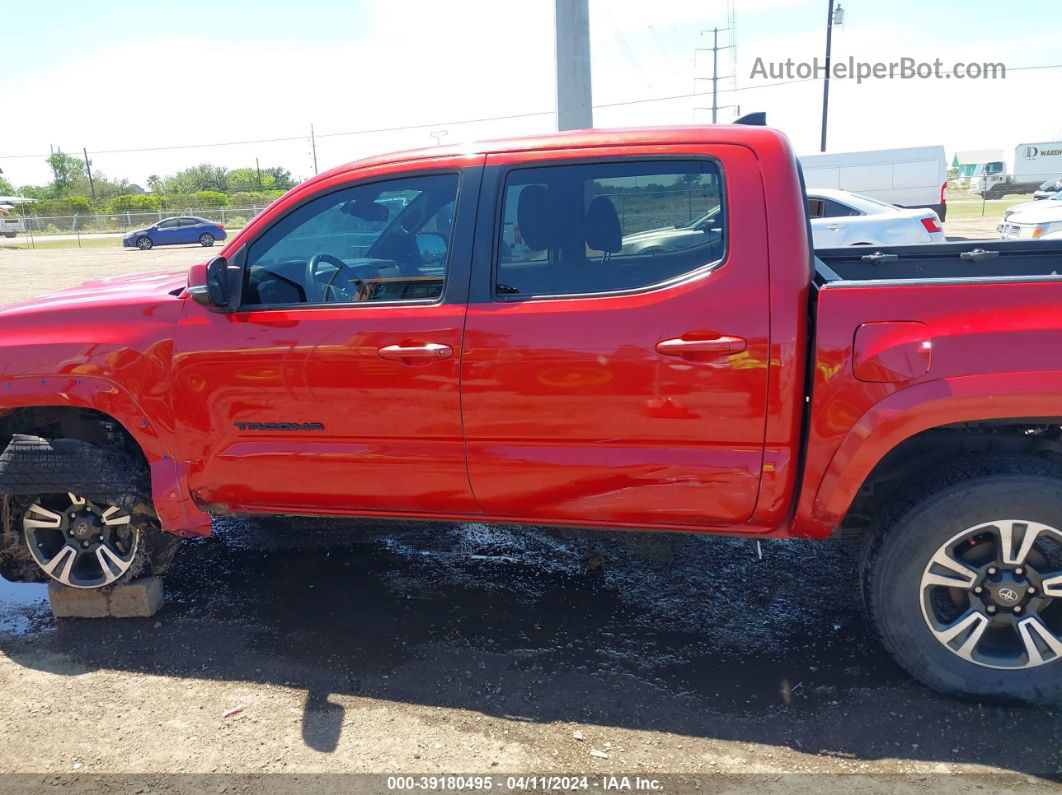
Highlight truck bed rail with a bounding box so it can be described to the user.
[815,239,1062,285]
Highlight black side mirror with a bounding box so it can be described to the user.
[206,256,230,306]
[191,256,232,309]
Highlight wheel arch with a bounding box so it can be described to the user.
[0,378,210,536]
[801,372,1062,538]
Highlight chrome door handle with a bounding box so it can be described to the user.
[826,224,845,230]
[377,343,453,361]
[656,335,747,358]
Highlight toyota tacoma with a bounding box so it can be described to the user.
[1,125,1061,704]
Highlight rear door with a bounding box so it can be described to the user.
[176,217,200,244]
[461,146,771,527]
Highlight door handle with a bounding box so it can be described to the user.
[377,343,453,361]
[656,335,747,358]
[826,224,845,230]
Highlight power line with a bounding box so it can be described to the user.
[3,62,1060,162]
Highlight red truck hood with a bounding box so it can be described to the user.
[0,269,188,315]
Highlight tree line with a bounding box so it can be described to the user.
[0,153,298,216]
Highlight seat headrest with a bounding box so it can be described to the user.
[517,185,554,251]
[585,196,622,254]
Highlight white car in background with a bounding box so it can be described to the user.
[619,188,944,257]
[806,188,944,247]
[998,192,1062,238]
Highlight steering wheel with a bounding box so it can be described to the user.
[304,253,363,303]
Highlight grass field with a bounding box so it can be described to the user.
[0,236,121,251]
[945,192,1034,221]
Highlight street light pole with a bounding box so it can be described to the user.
[820,1,843,152]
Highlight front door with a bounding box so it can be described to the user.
[171,164,481,515]
[461,147,770,527]
[154,218,181,244]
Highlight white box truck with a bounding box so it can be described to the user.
[971,142,1062,199]
[798,146,949,220]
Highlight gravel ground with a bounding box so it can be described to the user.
[0,241,1058,791]
[0,245,209,305]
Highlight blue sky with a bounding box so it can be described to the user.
[2,0,1060,188]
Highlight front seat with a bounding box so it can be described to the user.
[584,196,622,257]
[516,184,556,252]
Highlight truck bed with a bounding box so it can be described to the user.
[815,238,1062,285]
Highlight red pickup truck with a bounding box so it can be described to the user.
[1,125,1061,704]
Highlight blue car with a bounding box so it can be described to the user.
[123,216,227,250]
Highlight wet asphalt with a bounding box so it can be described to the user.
[0,517,1059,777]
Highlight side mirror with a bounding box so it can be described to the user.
[189,256,231,309]
[206,256,230,306]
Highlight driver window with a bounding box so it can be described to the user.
[242,172,459,307]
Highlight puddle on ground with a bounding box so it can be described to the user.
[0,576,49,636]
[0,517,902,714]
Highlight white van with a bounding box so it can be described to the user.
[798,146,949,220]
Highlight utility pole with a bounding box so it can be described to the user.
[310,124,319,175]
[255,157,262,190]
[83,147,96,203]
[554,0,593,130]
[711,28,720,122]
[820,1,844,152]
[695,28,734,123]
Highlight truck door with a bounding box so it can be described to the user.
[461,146,770,527]
[171,161,482,515]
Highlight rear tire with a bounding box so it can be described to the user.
[865,456,1062,705]
[136,236,153,250]
[199,233,215,247]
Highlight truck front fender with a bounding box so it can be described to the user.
[0,375,211,536]
[800,370,1062,536]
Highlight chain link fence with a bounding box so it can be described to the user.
[12,206,269,236]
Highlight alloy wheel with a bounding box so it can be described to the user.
[920,519,1062,669]
[22,493,140,589]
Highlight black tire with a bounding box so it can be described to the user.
[986,186,1005,200]
[136,236,153,250]
[865,456,1062,705]
[0,436,180,587]
[3,232,15,239]
[199,233,215,247]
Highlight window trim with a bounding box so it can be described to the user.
[234,168,470,313]
[489,155,729,303]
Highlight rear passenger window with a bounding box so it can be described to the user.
[496,160,724,297]
[823,199,859,218]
